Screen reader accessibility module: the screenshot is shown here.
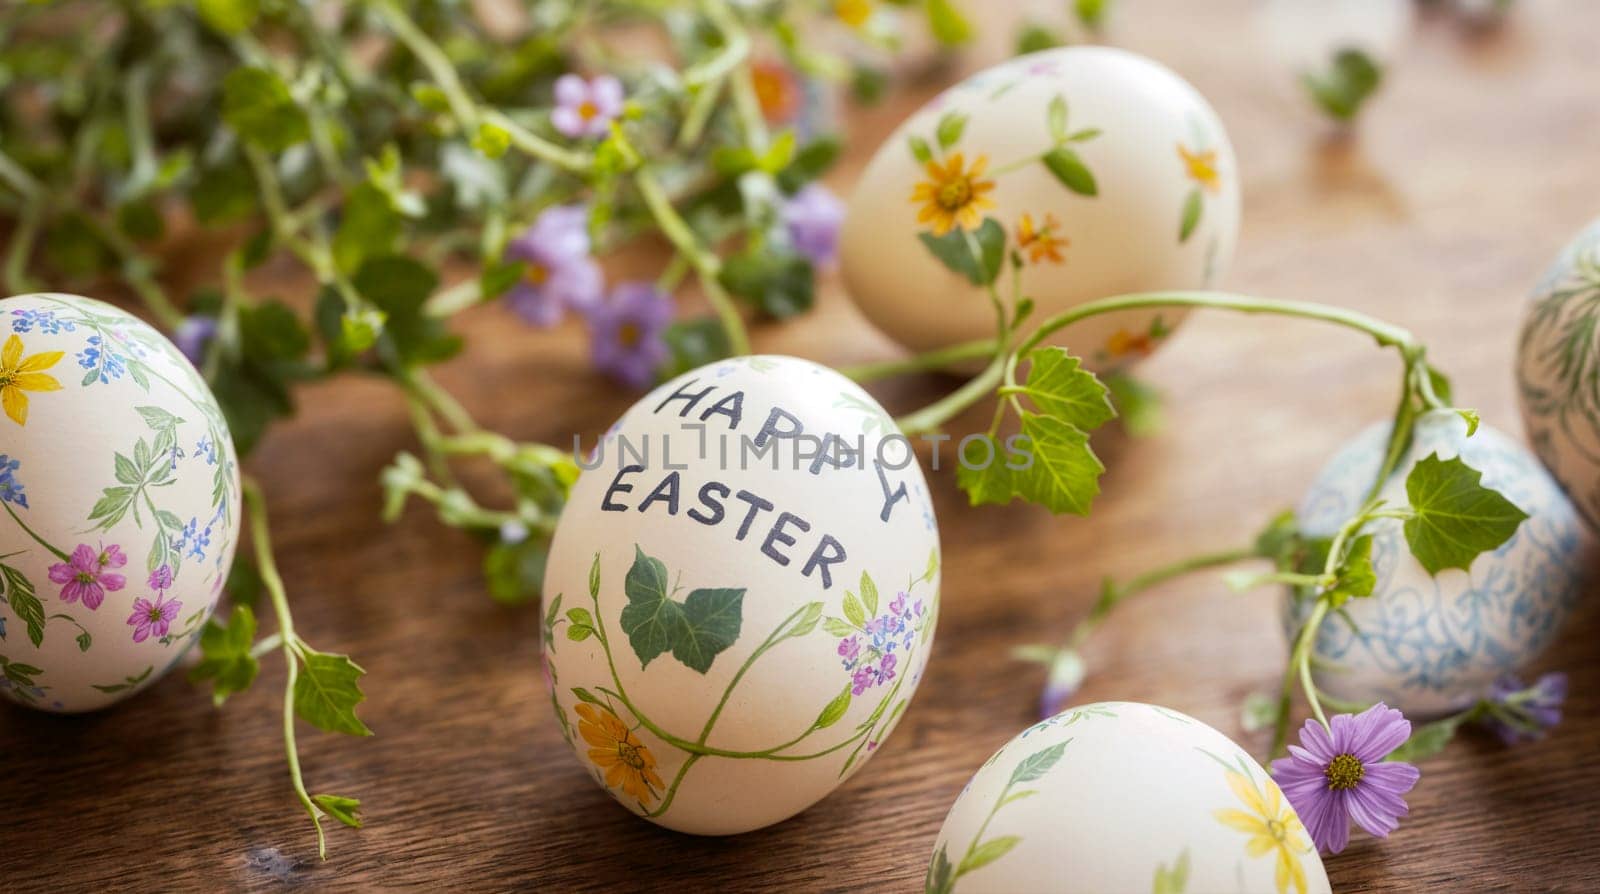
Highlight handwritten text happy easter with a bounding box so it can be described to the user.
[590,378,916,590]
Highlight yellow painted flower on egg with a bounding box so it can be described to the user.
[1214,768,1313,894]
[1177,143,1221,194]
[835,0,873,28]
[911,152,997,236]
[0,334,64,426]
[1017,212,1068,264]
[577,702,665,806]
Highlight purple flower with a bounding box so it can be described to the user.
[888,592,907,617]
[148,564,173,592]
[583,281,672,389]
[1270,703,1421,854]
[551,74,624,139]
[0,453,26,509]
[851,665,875,696]
[173,316,218,367]
[782,183,845,268]
[1037,649,1086,719]
[504,205,604,327]
[127,591,181,643]
[47,543,127,610]
[837,635,861,665]
[878,652,897,682]
[1484,672,1567,744]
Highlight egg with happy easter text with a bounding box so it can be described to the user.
[0,293,240,712]
[1287,413,1591,718]
[1517,215,1600,531]
[927,702,1330,894]
[841,46,1239,373]
[541,355,941,834]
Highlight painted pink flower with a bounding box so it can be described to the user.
[551,74,624,139]
[47,543,127,610]
[127,592,181,643]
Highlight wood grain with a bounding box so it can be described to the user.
[4,1,1600,890]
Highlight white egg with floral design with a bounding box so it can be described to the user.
[927,702,1330,894]
[1287,413,1591,717]
[541,355,940,834]
[842,46,1240,372]
[0,293,239,712]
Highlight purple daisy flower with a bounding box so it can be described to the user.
[127,591,182,643]
[47,543,127,610]
[504,205,604,327]
[1270,703,1421,854]
[173,316,218,367]
[1484,672,1567,744]
[551,74,624,139]
[782,183,845,268]
[583,281,672,389]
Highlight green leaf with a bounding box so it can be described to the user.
[959,836,1022,875]
[719,246,815,319]
[483,535,548,605]
[661,317,733,380]
[188,605,260,706]
[1179,188,1203,243]
[589,552,601,600]
[815,684,852,729]
[1240,692,1282,733]
[859,572,879,617]
[333,183,403,276]
[197,0,260,35]
[776,135,842,192]
[1015,412,1105,515]
[1015,349,1115,430]
[1042,147,1097,197]
[1153,848,1191,894]
[190,155,258,224]
[923,548,940,583]
[907,135,933,165]
[471,122,511,159]
[843,591,866,627]
[1326,534,1377,608]
[1104,371,1163,436]
[1010,740,1069,784]
[926,845,955,894]
[1301,48,1383,122]
[239,299,311,364]
[926,0,974,45]
[822,616,858,637]
[221,67,310,153]
[935,111,968,150]
[1,563,45,648]
[1046,95,1069,142]
[675,587,746,674]
[1016,23,1062,56]
[1386,714,1465,763]
[311,793,363,829]
[1074,0,1111,30]
[1403,454,1529,574]
[617,547,746,674]
[918,217,1005,285]
[294,648,373,736]
[353,254,462,366]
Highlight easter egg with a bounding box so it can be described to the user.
[840,47,1239,372]
[927,702,1330,894]
[1516,215,1600,531]
[1287,412,1591,717]
[540,355,941,834]
[0,293,240,712]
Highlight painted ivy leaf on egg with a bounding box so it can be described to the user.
[841,46,1240,372]
[1517,214,1600,530]
[541,355,940,834]
[1288,413,1591,717]
[927,702,1330,894]
[0,293,240,712]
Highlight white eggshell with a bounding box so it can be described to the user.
[841,46,1239,371]
[1288,413,1591,717]
[1516,215,1600,531]
[541,355,941,834]
[0,293,240,712]
[927,702,1330,894]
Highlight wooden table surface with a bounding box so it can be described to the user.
[5,1,1600,891]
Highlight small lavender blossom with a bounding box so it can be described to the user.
[551,74,624,139]
[583,281,672,389]
[1270,703,1420,854]
[1484,672,1567,744]
[173,316,218,367]
[504,205,604,327]
[782,183,845,268]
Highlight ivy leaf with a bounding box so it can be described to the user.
[1042,147,1097,197]
[294,648,373,736]
[221,67,310,153]
[1325,534,1376,609]
[1009,740,1069,784]
[353,254,462,367]
[674,588,745,674]
[983,412,1105,516]
[935,111,968,150]
[311,793,363,829]
[1014,349,1115,430]
[1179,188,1203,243]
[618,547,745,674]
[188,605,260,706]
[1403,454,1529,574]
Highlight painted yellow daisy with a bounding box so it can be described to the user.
[576,702,665,806]
[1017,212,1068,264]
[1177,143,1221,194]
[835,0,873,28]
[0,334,63,426]
[910,152,997,236]
[1214,768,1313,894]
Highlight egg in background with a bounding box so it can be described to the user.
[0,293,240,712]
[540,355,940,834]
[841,46,1240,374]
[927,702,1330,894]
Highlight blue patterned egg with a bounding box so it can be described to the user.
[0,293,240,712]
[1517,215,1600,531]
[1287,413,1591,717]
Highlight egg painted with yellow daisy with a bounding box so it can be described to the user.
[842,47,1240,373]
[927,703,1330,894]
[0,293,240,712]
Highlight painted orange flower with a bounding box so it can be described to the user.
[1106,329,1155,358]
[750,60,800,124]
[577,702,664,806]
[0,334,63,426]
[910,152,997,236]
[1017,213,1068,264]
[835,0,873,28]
[1177,143,1221,194]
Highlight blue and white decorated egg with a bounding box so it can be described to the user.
[0,293,240,712]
